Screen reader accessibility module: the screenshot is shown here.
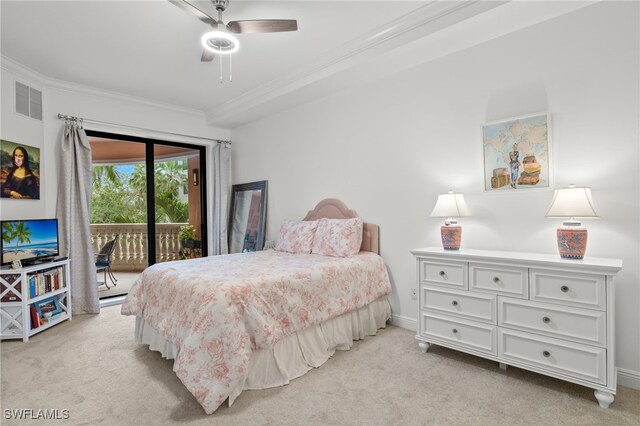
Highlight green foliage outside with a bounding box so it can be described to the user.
[178,224,196,242]
[91,160,189,224]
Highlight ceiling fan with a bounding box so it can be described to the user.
[169,0,298,62]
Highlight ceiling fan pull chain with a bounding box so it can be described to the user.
[230,54,233,82]
[219,53,223,83]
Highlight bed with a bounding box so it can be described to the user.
[121,199,392,414]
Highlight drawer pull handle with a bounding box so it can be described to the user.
[452,328,458,334]
[561,285,569,293]
[439,271,446,277]
[543,350,551,358]
[493,277,500,283]
[451,300,459,307]
[542,316,551,324]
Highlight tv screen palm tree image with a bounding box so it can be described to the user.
[1,219,59,265]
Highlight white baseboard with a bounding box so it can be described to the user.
[617,367,640,390]
[390,314,416,331]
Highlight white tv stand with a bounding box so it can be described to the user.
[0,258,71,342]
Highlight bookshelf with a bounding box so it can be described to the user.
[0,259,71,342]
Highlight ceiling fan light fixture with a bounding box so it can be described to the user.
[201,30,239,55]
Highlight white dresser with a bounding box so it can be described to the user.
[411,247,622,408]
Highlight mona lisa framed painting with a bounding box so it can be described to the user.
[482,112,551,192]
[0,140,41,200]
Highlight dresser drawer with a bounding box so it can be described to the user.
[499,328,606,385]
[469,263,528,298]
[498,297,606,347]
[423,287,496,324]
[419,260,468,290]
[421,312,496,355]
[530,269,605,311]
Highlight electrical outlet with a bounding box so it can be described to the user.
[411,288,417,300]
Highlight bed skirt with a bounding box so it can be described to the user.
[134,295,392,406]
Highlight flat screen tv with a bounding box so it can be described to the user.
[1,219,59,266]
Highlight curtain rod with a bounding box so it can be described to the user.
[56,113,231,145]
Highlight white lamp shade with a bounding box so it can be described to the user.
[430,192,471,218]
[545,186,599,218]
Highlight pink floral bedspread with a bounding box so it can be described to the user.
[121,250,391,414]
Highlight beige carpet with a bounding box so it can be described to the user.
[98,271,140,299]
[1,305,638,426]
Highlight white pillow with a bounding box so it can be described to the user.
[274,220,318,254]
[311,217,363,257]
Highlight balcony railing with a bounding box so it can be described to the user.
[91,223,187,272]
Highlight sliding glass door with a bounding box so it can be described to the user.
[153,144,206,263]
[88,131,207,299]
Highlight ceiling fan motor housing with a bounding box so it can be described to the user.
[211,0,229,12]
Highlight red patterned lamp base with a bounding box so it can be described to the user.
[441,225,462,250]
[557,226,588,259]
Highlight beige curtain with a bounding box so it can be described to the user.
[56,120,99,314]
[211,142,231,255]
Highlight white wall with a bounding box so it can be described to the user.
[231,3,640,382]
[0,59,230,254]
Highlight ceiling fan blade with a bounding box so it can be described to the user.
[227,19,298,34]
[201,49,216,62]
[200,49,216,62]
[168,0,217,26]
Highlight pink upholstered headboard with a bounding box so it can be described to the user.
[302,198,379,254]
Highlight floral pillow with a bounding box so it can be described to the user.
[274,220,318,254]
[311,217,363,257]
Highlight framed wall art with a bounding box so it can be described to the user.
[34,296,61,319]
[482,112,551,192]
[0,139,41,200]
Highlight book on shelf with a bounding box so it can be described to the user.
[43,267,62,291]
[29,274,36,298]
[30,306,40,329]
[37,272,45,295]
[26,266,65,298]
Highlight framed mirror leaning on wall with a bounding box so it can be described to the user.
[228,180,268,253]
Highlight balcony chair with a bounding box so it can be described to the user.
[96,235,118,289]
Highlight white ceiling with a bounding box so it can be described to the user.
[1,1,594,128]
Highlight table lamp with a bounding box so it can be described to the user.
[430,191,470,250]
[545,185,599,259]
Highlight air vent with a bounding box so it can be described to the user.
[16,82,29,116]
[15,81,43,121]
[29,87,42,120]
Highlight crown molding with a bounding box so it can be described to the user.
[1,55,207,118]
[205,0,505,127]
[0,56,47,87]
